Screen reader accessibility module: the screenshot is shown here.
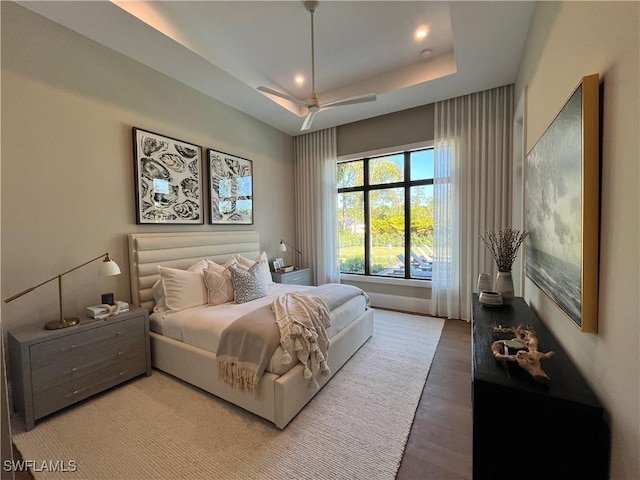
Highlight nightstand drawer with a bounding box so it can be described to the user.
[32,355,147,420]
[31,336,146,394]
[283,270,310,284]
[29,315,145,369]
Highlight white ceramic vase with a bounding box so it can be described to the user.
[494,271,514,304]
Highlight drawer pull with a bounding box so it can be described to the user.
[61,366,80,377]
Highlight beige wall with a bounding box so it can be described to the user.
[337,103,434,158]
[1,3,295,331]
[515,2,639,478]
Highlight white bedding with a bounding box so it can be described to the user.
[150,283,367,375]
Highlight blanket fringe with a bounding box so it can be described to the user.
[217,361,259,397]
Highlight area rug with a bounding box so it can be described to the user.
[12,309,444,479]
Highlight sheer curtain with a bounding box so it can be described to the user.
[293,127,340,285]
[430,85,514,320]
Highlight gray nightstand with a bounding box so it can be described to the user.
[271,267,312,286]
[8,306,151,430]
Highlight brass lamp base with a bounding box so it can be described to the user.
[44,317,80,330]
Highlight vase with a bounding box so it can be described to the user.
[494,271,514,304]
[477,273,492,293]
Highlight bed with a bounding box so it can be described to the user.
[127,231,374,428]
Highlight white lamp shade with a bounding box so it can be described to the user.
[279,242,287,252]
[100,259,121,277]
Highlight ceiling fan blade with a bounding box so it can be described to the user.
[320,93,377,109]
[257,86,308,107]
[301,109,319,131]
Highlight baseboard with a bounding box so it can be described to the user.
[367,292,430,315]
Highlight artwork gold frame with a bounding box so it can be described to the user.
[525,74,600,332]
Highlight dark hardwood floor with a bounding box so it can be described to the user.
[12,317,472,480]
[397,318,473,480]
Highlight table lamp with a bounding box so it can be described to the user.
[279,239,302,270]
[4,253,121,330]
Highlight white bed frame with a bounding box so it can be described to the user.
[128,231,374,428]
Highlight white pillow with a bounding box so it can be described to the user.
[229,264,268,304]
[152,259,209,313]
[157,265,207,312]
[206,257,242,272]
[234,252,273,286]
[203,258,236,306]
[152,279,168,313]
[187,258,209,274]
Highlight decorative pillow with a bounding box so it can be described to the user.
[203,258,236,306]
[234,252,273,286]
[152,259,209,313]
[229,264,268,304]
[158,265,207,312]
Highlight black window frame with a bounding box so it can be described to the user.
[337,147,434,280]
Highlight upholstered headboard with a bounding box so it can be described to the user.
[128,231,261,312]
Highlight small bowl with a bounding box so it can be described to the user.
[479,291,503,307]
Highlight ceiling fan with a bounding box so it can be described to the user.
[257,0,377,131]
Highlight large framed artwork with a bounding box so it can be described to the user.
[207,149,253,224]
[133,128,203,224]
[525,74,600,332]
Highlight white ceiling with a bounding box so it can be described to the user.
[18,1,536,136]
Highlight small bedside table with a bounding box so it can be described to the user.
[271,267,311,286]
[8,306,151,431]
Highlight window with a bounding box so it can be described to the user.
[337,148,434,280]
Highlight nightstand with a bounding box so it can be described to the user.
[271,267,311,286]
[8,306,151,431]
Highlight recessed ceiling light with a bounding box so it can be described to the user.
[294,74,305,86]
[415,27,428,41]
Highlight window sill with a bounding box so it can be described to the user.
[340,273,431,288]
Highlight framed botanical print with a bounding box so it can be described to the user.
[133,128,203,224]
[207,149,254,224]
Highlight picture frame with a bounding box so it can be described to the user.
[525,74,600,332]
[133,128,203,224]
[207,149,254,224]
[273,258,284,271]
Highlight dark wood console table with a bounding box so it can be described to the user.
[472,295,610,479]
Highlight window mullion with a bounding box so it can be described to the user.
[404,152,411,279]
[363,159,371,276]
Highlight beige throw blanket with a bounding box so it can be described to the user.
[217,284,366,395]
[216,304,281,396]
[272,292,332,390]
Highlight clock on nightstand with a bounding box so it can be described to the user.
[271,267,311,286]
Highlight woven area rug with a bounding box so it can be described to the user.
[12,309,444,480]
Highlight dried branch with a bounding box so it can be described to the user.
[480,228,528,272]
